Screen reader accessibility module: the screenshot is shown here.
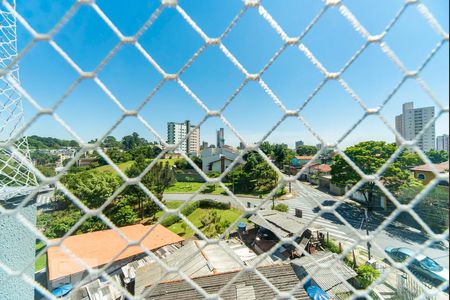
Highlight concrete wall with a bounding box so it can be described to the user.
[0,196,37,300]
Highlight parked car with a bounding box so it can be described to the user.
[385,247,449,287]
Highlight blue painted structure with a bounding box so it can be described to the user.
[0,194,37,300]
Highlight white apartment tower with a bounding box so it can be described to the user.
[436,134,449,153]
[167,121,200,153]
[395,102,435,152]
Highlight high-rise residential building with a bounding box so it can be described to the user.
[217,128,225,148]
[436,134,449,153]
[395,102,435,152]
[167,121,200,153]
[295,140,304,149]
[201,141,209,150]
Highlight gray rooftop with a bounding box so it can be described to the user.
[142,264,309,300]
[135,239,273,296]
[248,210,310,238]
[291,251,357,294]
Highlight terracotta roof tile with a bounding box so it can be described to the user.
[411,161,449,173]
[47,224,183,281]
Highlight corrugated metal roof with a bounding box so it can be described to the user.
[135,239,271,296]
[142,264,309,300]
[249,210,309,238]
[291,251,357,293]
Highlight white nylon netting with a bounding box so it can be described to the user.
[0,0,448,299]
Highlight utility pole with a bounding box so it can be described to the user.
[365,208,372,260]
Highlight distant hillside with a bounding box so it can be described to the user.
[27,135,79,149]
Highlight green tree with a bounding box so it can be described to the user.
[106,147,133,163]
[296,145,318,156]
[126,159,176,219]
[129,144,161,160]
[253,161,278,193]
[106,199,138,227]
[121,132,148,151]
[331,142,414,206]
[226,151,278,194]
[398,185,449,234]
[331,141,416,258]
[37,210,82,238]
[272,144,296,168]
[30,151,59,165]
[37,165,56,177]
[260,141,274,156]
[102,136,122,149]
[61,172,121,209]
[174,158,189,170]
[426,150,449,164]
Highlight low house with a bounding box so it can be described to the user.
[201,146,242,174]
[287,156,321,177]
[248,210,319,257]
[47,224,184,291]
[134,239,273,295]
[141,264,309,300]
[307,164,332,184]
[291,251,357,298]
[76,157,98,167]
[411,161,449,185]
[290,156,316,168]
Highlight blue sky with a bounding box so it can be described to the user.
[14,0,449,148]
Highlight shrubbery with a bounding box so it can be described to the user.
[273,203,289,212]
[322,239,342,254]
[355,265,380,289]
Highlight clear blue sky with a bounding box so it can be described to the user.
[16,0,449,148]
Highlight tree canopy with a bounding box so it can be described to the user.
[331,141,418,206]
[260,142,295,168]
[426,150,449,164]
[226,152,278,194]
[27,135,79,149]
[61,171,122,209]
[296,145,318,156]
[398,185,449,234]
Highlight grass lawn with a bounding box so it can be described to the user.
[92,158,178,174]
[167,207,245,238]
[35,241,46,272]
[165,182,229,195]
[154,201,184,219]
[93,161,134,173]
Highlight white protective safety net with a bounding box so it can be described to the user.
[0,0,448,300]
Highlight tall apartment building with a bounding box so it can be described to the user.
[295,140,304,149]
[167,121,200,153]
[216,128,225,148]
[436,134,449,153]
[395,102,435,152]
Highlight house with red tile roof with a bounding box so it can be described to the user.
[47,224,183,291]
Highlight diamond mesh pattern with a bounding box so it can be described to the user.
[0,0,448,299]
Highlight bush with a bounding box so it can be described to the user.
[355,265,380,289]
[322,239,342,254]
[208,171,221,178]
[201,185,217,194]
[160,201,201,227]
[274,203,289,212]
[160,215,181,227]
[198,199,230,210]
